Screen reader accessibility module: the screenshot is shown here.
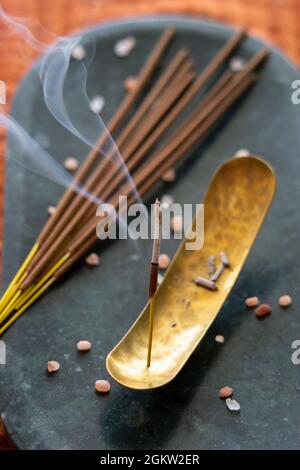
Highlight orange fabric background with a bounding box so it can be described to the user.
[0,0,299,450]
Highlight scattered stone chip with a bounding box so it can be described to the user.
[71,44,86,60]
[219,386,233,398]
[77,340,92,351]
[162,168,176,183]
[171,215,183,233]
[255,303,272,318]
[245,296,260,308]
[124,76,138,92]
[158,254,170,270]
[47,361,60,373]
[90,95,105,114]
[225,397,240,412]
[85,252,100,267]
[234,148,250,157]
[64,157,79,172]
[215,335,225,344]
[47,206,56,216]
[114,36,136,57]
[161,194,174,209]
[95,379,111,393]
[278,295,292,308]
[229,57,245,72]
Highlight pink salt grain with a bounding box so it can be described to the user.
[219,386,233,398]
[124,76,138,92]
[226,397,240,412]
[114,36,136,57]
[278,295,292,308]
[47,361,60,373]
[161,194,174,209]
[235,148,250,157]
[229,57,245,73]
[85,253,100,267]
[77,340,92,351]
[245,296,260,308]
[71,44,86,60]
[162,168,176,183]
[95,379,111,393]
[255,303,272,318]
[64,157,79,172]
[158,254,170,270]
[215,335,225,344]
[171,215,183,233]
[47,206,56,216]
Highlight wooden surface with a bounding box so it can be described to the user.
[0,0,299,451]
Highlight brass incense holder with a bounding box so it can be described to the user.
[106,156,276,389]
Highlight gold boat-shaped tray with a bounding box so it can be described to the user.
[107,156,276,389]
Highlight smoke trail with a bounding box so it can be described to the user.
[0,4,142,206]
[0,110,102,205]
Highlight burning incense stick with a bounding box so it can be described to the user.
[147,199,161,368]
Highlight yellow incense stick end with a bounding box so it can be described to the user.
[0,272,27,315]
[0,289,22,324]
[0,243,39,311]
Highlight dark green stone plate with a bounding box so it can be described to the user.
[1,16,300,450]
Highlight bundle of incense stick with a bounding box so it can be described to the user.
[0,27,269,335]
